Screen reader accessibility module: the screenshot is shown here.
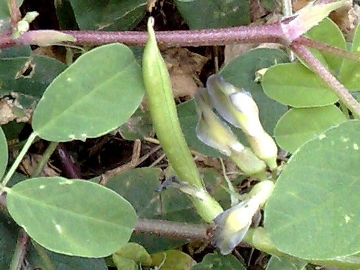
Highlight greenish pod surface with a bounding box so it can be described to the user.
[142,18,223,222]
[142,18,202,189]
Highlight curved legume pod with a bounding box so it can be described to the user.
[142,17,223,222]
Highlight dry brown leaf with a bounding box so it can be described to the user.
[0,93,34,124]
[18,153,60,177]
[33,46,66,63]
[329,0,358,40]
[163,48,208,98]
[147,0,158,12]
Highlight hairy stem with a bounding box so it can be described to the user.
[0,22,287,49]
[135,218,209,241]
[290,43,360,118]
[296,37,360,63]
[7,0,21,28]
[63,22,285,47]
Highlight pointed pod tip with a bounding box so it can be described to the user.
[148,16,155,27]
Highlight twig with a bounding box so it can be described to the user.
[55,143,82,179]
[1,22,287,49]
[32,142,59,178]
[290,42,360,118]
[135,218,210,241]
[296,36,360,63]
[9,229,29,270]
[7,0,21,28]
[66,23,285,47]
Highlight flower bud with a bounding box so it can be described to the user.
[206,74,263,137]
[195,88,267,179]
[195,88,245,156]
[212,180,274,255]
[23,11,39,23]
[16,30,76,46]
[12,12,39,39]
[206,75,278,170]
[13,21,29,39]
[247,133,278,171]
[212,199,256,255]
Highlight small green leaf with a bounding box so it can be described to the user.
[266,256,307,270]
[112,242,152,269]
[151,250,196,270]
[105,167,196,253]
[32,43,144,142]
[192,253,246,270]
[27,248,108,270]
[0,55,67,98]
[274,106,347,153]
[0,213,19,269]
[174,0,249,29]
[262,62,338,107]
[339,22,360,91]
[306,18,346,72]
[68,0,146,30]
[118,109,153,140]
[7,177,137,257]
[0,45,31,58]
[265,120,360,259]
[0,127,8,179]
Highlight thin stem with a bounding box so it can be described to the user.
[55,143,81,179]
[281,0,295,61]
[296,36,360,63]
[32,142,59,178]
[0,31,15,48]
[65,23,285,47]
[135,218,210,241]
[1,132,38,190]
[1,22,287,49]
[9,229,29,270]
[282,0,293,17]
[290,43,360,119]
[7,0,21,28]
[31,241,56,270]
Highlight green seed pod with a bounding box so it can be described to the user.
[142,17,223,222]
